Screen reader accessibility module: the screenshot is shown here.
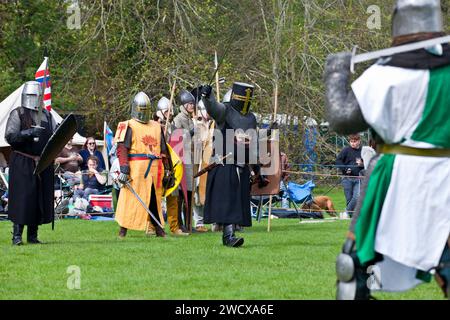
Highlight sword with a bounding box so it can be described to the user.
[350,35,450,73]
[113,172,164,229]
[193,152,232,178]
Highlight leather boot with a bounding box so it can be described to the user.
[155,224,166,238]
[27,225,42,244]
[12,224,24,246]
[222,224,244,247]
[118,227,127,238]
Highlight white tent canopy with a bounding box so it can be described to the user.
[0,84,102,147]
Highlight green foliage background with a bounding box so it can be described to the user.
[1,0,449,165]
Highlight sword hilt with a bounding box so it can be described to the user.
[350,46,358,74]
[31,125,45,142]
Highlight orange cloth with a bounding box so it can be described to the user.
[114,119,164,231]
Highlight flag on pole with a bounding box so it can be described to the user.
[103,121,114,156]
[35,57,51,111]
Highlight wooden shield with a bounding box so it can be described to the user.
[163,144,183,197]
[251,136,281,196]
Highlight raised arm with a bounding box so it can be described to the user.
[324,52,368,134]
[201,86,226,125]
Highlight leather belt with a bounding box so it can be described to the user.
[128,153,161,178]
[14,150,40,163]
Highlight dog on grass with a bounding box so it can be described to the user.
[301,195,337,217]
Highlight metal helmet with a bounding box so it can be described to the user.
[157,96,170,112]
[392,0,443,37]
[179,89,195,105]
[131,91,151,123]
[230,82,254,115]
[21,81,42,111]
[156,96,173,121]
[222,89,232,103]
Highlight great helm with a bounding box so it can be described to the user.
[230,82,254,115]
[179,90,195,105]
[22,81,42,111]
[131,91,151,123]
[392,0,443,37]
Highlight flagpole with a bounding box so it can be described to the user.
[103,121,110,172]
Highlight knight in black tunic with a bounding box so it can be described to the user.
[201,82,258,247]
[5,81,56,245]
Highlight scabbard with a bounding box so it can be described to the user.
[193,164,217,178]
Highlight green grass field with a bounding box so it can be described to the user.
[0,187,444,300]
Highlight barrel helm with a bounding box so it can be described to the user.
[392,0,442,37]
[131,91,152,123]
[230,82,254,115]
[22,81,42,111]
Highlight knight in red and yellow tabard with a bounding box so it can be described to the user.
[114,92,167,238]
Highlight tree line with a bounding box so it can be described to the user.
[1,0,448,168]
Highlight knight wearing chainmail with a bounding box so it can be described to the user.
[5,81,57,245]
[173,89,196,231]
[115,92,168,238]
[200,82,258,247]
[154,96,189,237]
[325,0,450,299]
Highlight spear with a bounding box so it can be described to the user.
[164,76,177,140]
[214,51,221,103]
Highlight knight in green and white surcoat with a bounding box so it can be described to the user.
[325,0,450,299]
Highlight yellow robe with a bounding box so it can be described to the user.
[114,119,164,231]
[196,120,214,205]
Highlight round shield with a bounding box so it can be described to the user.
[163,143,183,197]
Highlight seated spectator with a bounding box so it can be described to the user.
[73,156,106,202]
[79,137,106,171]
[1,190,8,213]
[55,138,83,185]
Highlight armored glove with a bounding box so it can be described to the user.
[162,171,176,190]
[201,85,212,98]
[20,127,45,140]
[118,165,130,184]
[325,51,352,74]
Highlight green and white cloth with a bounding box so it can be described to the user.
[351,63,450,291]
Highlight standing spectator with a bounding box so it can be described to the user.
[336,133,364,218]
[79,137,106,171]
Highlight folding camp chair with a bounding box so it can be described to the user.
[268,180,324,220]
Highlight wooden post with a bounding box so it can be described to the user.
[267,82,278,232]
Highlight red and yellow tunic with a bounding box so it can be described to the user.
[114,119,164,231]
